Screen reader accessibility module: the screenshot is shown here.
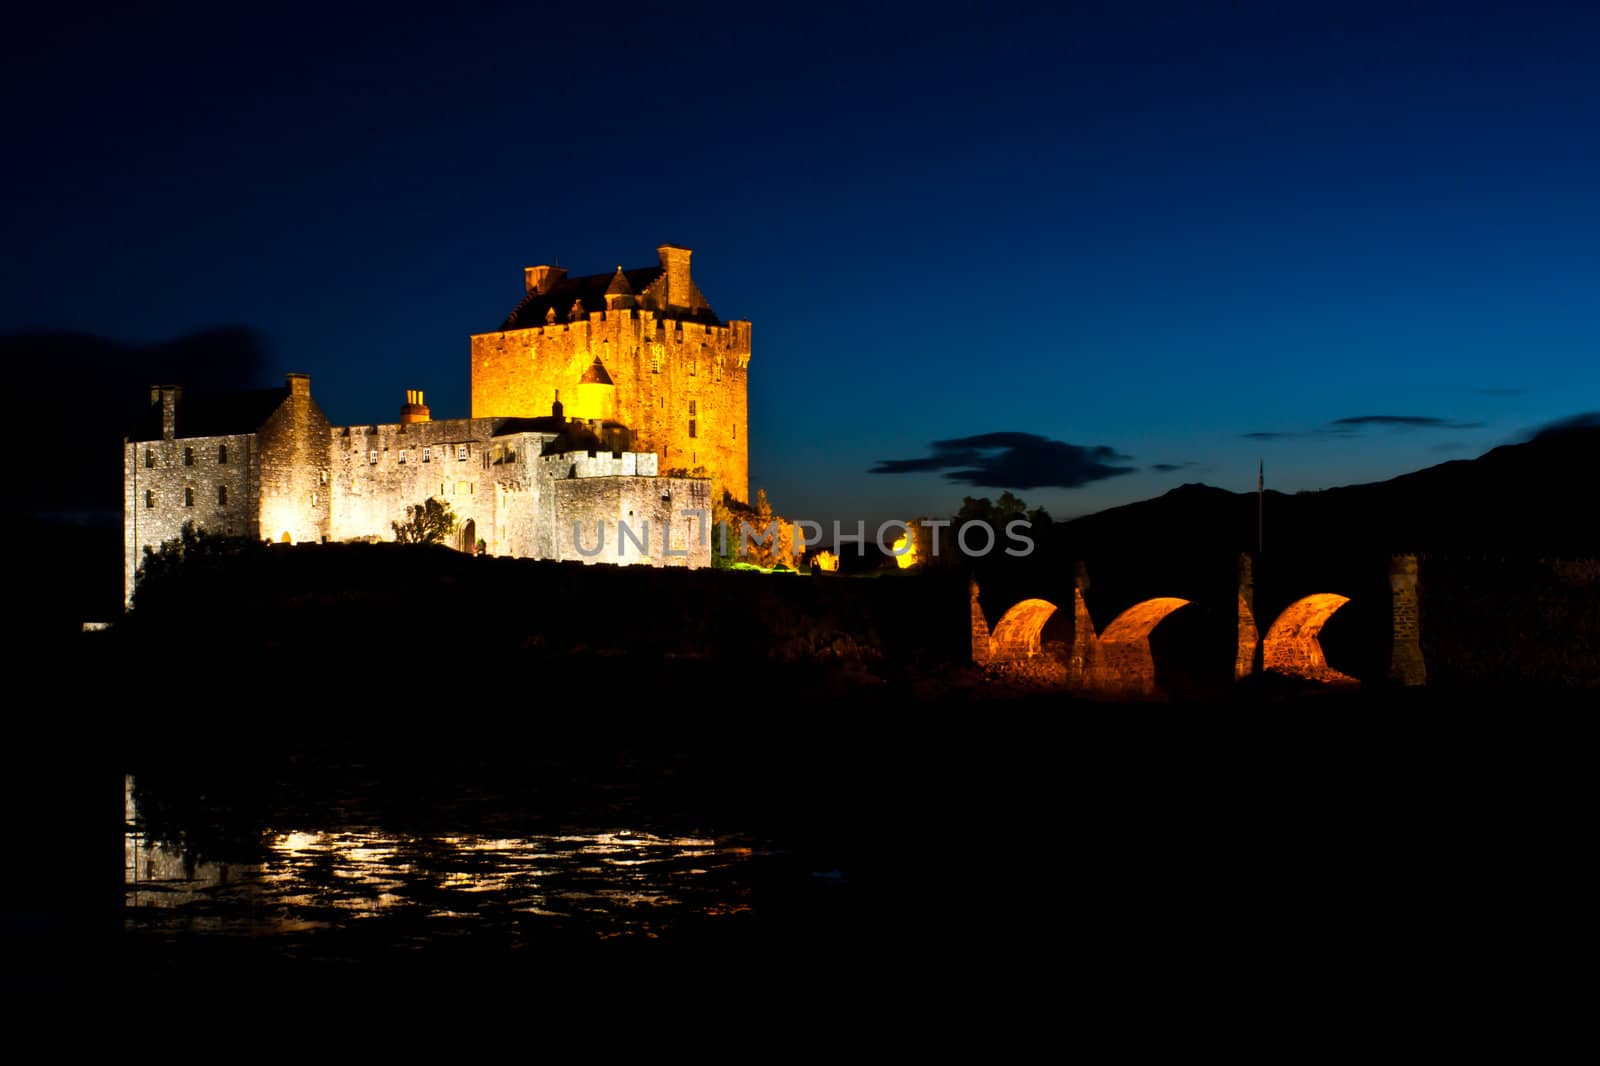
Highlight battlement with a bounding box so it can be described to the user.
[471,246,751,504]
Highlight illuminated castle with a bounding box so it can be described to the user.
[472,244,750,506]
[122,245,747,604]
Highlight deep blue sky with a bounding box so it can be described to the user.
[5,2,1598,525]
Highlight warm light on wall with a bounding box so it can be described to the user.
[990,598,1059,659]
[1263,593,1357,684]
[812,550,839,572]
[890,533,918,569]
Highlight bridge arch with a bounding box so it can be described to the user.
[1263,594,1357,684]
[1093,597,1191,695]
[990,598,1059,660]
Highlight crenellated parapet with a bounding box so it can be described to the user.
[471,245,750,505]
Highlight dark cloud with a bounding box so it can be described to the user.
[1149,462,1193,473]
[1328,415,1485,430]
[2,327,274,517]
[1525,411,1600,441]
[1248,415,1484,441]
[869,431,1136,490]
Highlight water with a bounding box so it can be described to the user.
[123,771,830,955]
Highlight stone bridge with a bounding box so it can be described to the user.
[969,552,1425,696]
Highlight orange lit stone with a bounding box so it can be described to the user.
[1262,594,1357,684]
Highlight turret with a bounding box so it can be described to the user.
[603,266,636,311]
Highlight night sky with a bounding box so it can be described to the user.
[6,3,1598,526]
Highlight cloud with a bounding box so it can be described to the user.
[869,431,1137,490]
[1246,415,1485,441]
[1149,462,1193,473]
[1327,415,1485,430]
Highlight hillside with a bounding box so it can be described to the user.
[1050,424,1600,560]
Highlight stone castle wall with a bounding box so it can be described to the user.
[123,430,257,605]
[471,312,750,505]
[256,374,332,545]
[330,417,502,551]
[553,475,713,567]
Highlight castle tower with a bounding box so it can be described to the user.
[603,266,635,311]
[573,356,616,422]
[469,244,751,503]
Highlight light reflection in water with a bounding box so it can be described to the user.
[125,775,761,943]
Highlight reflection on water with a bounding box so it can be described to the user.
[124,775,770,946]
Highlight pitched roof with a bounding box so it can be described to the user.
[497,264,720,330]
[604,266,634,296]
[579,358,613,385]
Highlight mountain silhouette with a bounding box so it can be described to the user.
[1050,425,1599,561]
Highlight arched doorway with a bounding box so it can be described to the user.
[458,518,477,555]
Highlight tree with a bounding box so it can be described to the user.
[132,521,258,613]
[392,497,456,545]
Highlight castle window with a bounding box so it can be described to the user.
[457,445,468,461]
[184,447,194,467]
[688,419,697,439]
[145,490,154,508]
[399,449,407,464]
[218,444,228,464]
[145,449,154,469]
[422,446,431,462]
[369,450,378,465]
[733,423,737,439]
[218,485,228,506]
[651,345,662,374]
[689,400,697,416]
[184,487,194,507]
[689,358,696,377]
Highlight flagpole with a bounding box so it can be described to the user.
[1257,458,1263,555]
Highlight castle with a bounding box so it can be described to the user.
[123,245,748,605]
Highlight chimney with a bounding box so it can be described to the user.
[524,265,568,294]
[656,244,692,308]
[286,372,311,397]
[400,389,431,423]
[156,385,182,440]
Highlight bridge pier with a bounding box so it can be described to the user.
[1388,554,1426,686]
[1236,553,1260,680]
[969,577,993,664]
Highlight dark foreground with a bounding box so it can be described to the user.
[6,642,1587,989]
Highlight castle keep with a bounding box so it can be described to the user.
[471,244,750,506]
[123,245,743,604]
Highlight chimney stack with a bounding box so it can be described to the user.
[524,265,568,294]
[656,244,692,308]
[400,389,431,423]
[156,385,182,440]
